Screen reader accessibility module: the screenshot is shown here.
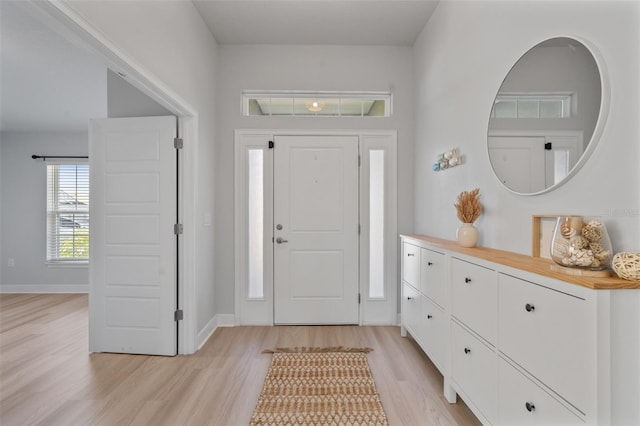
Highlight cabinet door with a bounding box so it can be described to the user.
[498,357,583,425]
[498,274,591,413]
[421,248,446,308]
[402,242,420,290]
[451,258,497,345]
[421,296,446,372]
[451,321,497,424]
[402,282,422,340]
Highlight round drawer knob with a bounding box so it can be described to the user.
[464,277,472,283]
[427,314,433,319]
[464,347,471,354]
[427,262,433,266]
[407,253,415,257]
[525,402,536,412]
[406,296,413,300]
[525,303,535,312]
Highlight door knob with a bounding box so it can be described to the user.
[276,237,288,244]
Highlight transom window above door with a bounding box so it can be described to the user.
[242,91,392,117]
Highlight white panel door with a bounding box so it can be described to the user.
[488,136,546,193]
[274,135,359,324]
[89,116,177,355]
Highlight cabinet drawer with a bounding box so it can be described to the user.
[498,274,591,413]
[421,248,446,308]
[421,297,446,371]
[451,258,497,345]
[451,321,497,424]
[498,357,583,425]
[402,242,421,290]
[402,282,422,339]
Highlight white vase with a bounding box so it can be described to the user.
[457,223,478,248]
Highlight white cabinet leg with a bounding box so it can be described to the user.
[400,324,407,337]
[444,377,457,403]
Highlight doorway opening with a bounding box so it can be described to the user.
[3,1,199,354]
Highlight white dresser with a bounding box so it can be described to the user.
[400,234,639,425]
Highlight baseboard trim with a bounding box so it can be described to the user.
[216,314,236,327]
[362,320,400,326]
[196,313,236,350]
[0,284,89,294]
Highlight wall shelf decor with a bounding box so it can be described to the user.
[433,149,462,172]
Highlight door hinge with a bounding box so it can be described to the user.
[174,309,184,321]
[174,223,183,235]
[544,142,552,150]
[174,137,184,149]
[358,155,361,167]
[358,293,361,304]
[268,141,274,149]
[358,224,361,235]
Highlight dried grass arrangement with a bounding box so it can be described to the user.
[455,188,482,224]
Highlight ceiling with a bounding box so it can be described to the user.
[0,1,439,134]
[193,0,439,46]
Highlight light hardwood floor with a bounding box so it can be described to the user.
[0,294,480,425]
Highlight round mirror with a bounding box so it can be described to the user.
[487,37,607,195]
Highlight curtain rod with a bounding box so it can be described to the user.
[31,155,89,161]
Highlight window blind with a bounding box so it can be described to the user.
[46,164,90,262]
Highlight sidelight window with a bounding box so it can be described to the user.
[248,149,264,299]
[368,150,385,299]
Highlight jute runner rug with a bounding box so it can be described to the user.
[250,347,388,426]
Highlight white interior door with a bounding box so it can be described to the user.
[488,136,546,193]
[89,116,178,355]
[273,135,359,324]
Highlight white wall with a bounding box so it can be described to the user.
[215,44,414,315]
[413,1,639,423]
[107,69,172,118]
[0,132,89,292]
[63,0,219,343]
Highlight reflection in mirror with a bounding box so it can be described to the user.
[487,37,603,194]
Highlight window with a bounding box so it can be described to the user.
[492,93,572,118]
[368,150,385,299]
[243,91,392,117]
[248,149,264,299]
[46,164,89,262]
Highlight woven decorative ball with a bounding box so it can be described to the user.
[560,219,575,239]
[582,221,604,242]
[612,252,640,281]
[569,235,589,250]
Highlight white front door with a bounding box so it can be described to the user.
[273,135,359,324]
[89,116,178,355]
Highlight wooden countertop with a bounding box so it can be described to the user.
[401,234,640,290]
